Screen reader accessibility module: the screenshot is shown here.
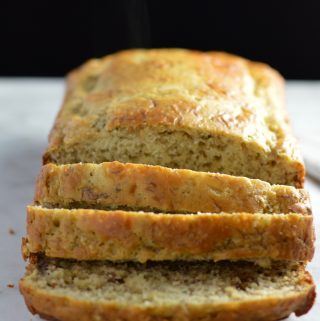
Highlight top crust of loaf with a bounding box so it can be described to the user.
[43,49,304,187]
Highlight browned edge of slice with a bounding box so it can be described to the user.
[24,206,315,263]
[34,161,311,215]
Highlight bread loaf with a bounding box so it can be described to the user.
[43,49,304,187]
[20,49,315,320]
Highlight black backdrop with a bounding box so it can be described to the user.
[1,0,320,78]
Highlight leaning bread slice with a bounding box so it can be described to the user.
[34,161,310,215]
[24,206,314,263]
[43,49,304,187]
[20,258,315,321]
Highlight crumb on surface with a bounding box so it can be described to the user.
[7,284,14,288]
[8,228,16,235]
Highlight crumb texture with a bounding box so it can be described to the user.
[20,259,315,321]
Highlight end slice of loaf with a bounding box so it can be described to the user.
[34,161,310,215]
[43,49,304,187]
[24,206,315,263]
[20,258,315,321]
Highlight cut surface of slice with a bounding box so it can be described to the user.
[34,161,310,215]
[25,206,315,263]
[20,258,315,321]
[43,49,304,187]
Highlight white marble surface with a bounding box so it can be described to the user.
[0,79,319,321]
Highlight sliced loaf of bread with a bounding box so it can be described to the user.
[42,49,304,187]
[24,206,314,263]
[34,161,310,215]
[21,49,315,320]
[20,258,315,321]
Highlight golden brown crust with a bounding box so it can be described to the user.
[19,269,316,321]
[43,49,304,187]
[25,206,315,262]
[34,161,310,215]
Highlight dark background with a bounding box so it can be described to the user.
[0,0,319,78]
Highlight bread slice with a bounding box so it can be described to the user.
[34,161,310,215]
[42,49,304,187]
[24,206,314,263]
[20,258,315,321]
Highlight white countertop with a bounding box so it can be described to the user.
[0,79,319,321]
